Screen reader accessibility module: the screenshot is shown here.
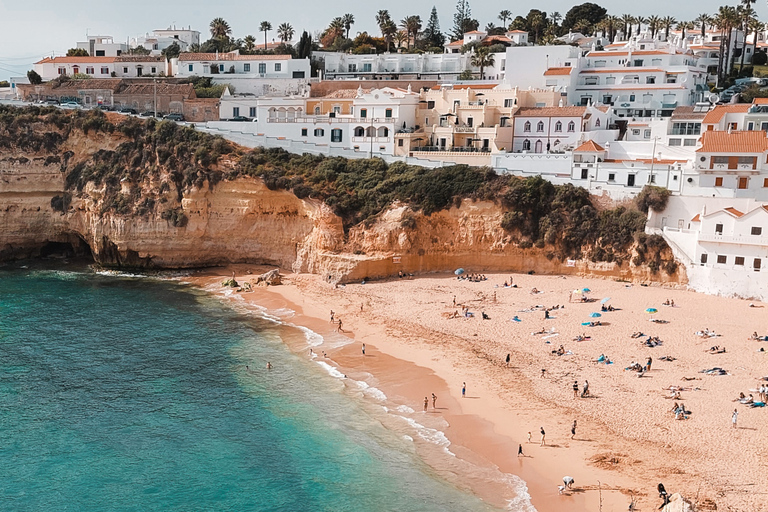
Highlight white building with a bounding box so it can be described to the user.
[323,52,471,80]
[76,35,128,57]
[512,104,614,153]
[505,45,582,91]
[131,27,201,54]
[33,56,167,80]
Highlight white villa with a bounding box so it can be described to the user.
[34,55,167,80]
[511,104,614,153]
[75,35,128,57]
[131,27,201,55]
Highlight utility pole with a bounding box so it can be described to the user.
[649,136,658,185]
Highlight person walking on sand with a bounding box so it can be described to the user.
[330,310,334,323]
[362,343,366,356]
[518,444,524,457]
[337,319,343,333]
[462,382,466,398]
[581,380,589,398]
[527,431,532,444]
[453,295,456,306]
[424,397,429,412]
[506,353,510,367]
[732,408,739,428]
[573,380,579,399]
[571,420,577,439]
[432,393,437,409]
[540,427,546,446]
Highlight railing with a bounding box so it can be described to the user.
[412,146,490,153]
[351,137,391,143]
[698,233,768,245]
[454,126,475,133]
[267,117,392,124]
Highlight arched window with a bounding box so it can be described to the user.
[555,121,562,132]
[595,118,601,127]
[314,106,320,115]
[524,121,531,132]
[365,126,375,137]
[354,126,365,137]
[287,107,296,120]
[535,140,543,153]
[567,121,575,132]
[523,139,531,151]
[277,107,287,120]
[268,107,276,120]
[377,126,389,137]
[554,139,561,148]
[314,128,325,137]
[537,121,544,132]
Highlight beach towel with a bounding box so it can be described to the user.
[750,402,766,408]
[510,316,521,323]
[542,333,559,340]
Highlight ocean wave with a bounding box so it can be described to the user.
[502,475,536,512]
[395,405,415,414]
[395,415,453,455]
[315,361,346,379]
[291,325,324,346]
[95,270,147,278]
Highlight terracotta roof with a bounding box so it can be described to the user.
[544,67,573,76]
[446,39,464,46]
[321,88,371,98]
[670,106,709,120]
[464,31,486,35]
[574,140,605,152]
[30,78,123,90]
[516,106,587,117]
[429,83,498,90]
[702,104,752,124]
[724,207,745,218]
[508,30,528,34]
[179,52,289,61]
[696,130,768,153]
[36,56,116,64]
[753,98,768,105]
[691,214,701,222]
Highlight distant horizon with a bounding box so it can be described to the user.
[1,0,762,81]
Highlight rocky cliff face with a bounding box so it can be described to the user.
[0,117,684,285]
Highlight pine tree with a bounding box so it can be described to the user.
[297,31,313,59]
[423,6,445,49]
[451,0,472,41]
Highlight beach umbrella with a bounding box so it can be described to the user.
[645,308,658,314]
[582,288,591,293]
[454,268,465,275]
[601,297,611,304]
[589,312,602,318]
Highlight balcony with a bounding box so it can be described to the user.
[454,125,476,133]
[698,233,768,245]
[412,146,491,153]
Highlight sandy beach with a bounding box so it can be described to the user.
[191,267,768,512]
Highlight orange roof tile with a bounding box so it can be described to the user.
[691,214,701,222]
[754,98,768,105]
[516,106,587,117]
[36,56,117,64]
[179,52,289,61]
[574,140,605,152]
[724,207,745,218]
[701,104,752,124]
[543,67,573,76]
[430,83,498,90]
[508,30,528,34]
[696,130,768,153]
[464,30,485,34]
[446,39,464,46]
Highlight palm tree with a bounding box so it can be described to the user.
[620,14,634,39]
[243,35,256,53]
[550,11,562,30]
[647,16,661,38]
[382,20,397,51]
[470,47,495,79]
[277,23,294,43]
[661,16,677,40]
[529,11,545,42]
[573,18,592,36]
[749,18,764,67]
[694,13,712,39]
[260,21,272,49]
[635,16,647,37]
[739,0,757,72]
[498,10,512,28]
[400,15,422,49]
[376,10,391,29]
[209,18,232,39]
[714,6,739,84]
[394,30,408,49]
[342,13,355,39]
[676,21,694,41]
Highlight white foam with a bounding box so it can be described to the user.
[403,435,414,442]
[395,405,415,414]
[396,415,453,455]
[292,325,324,347]
[315,361,346,379]
[95,270,147,278]
[364,387,387,401]
[503,475,537,512]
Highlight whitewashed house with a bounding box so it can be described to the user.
[511,104,614,153]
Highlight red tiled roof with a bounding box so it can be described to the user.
[753,98,768,105]
[581,68,665,74]
[446,39,464,46]
[544,67,573,76]
[36,56,116,64]
[691,214,701,222]
[574,140,605,152]
[464,30,485,35]
[516,106,587,117]
[702,104,752,124]
[508,30,528,34]
[724,207,745,218]
[179,52,289,61]
[696,130,768,153]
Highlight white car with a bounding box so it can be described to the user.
[59,102,82,110]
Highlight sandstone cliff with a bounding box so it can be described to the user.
[0,109,684,285]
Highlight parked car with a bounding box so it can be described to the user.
[163,113,185,121]
[229,115,252,122]
[118,107,138,115]
[43,99,59,106]
[96,105,115,111]
[140,110,164,118]
[59,101,82,110]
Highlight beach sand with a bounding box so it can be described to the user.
[191,267,768,512]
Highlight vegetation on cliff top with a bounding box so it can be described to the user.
[0,106,675,274]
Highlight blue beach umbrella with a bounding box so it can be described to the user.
[582,288,591,293]
[646,308,658,314]
[454,268,465,275]
[590,312,602,318]
[601,297,611,304]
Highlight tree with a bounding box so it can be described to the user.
[528,10,546,43]
[561,3,607,33]
[423,7,445,49]
[161,42,181,60]
[458,69,474,80]
[620,14,634,39]
[749,18,764,68]
[694,13,711,38]
[573,18,592,35]
[297,31,313,59]
[509,16,527,31]
[451,0,473,41]
[498,10,512,28]
[376,10,391,30]
[210,18,232,39]
[260,21,273,49]
[394,30,408,49]
[66,48,89,57]
[382,20,398,51]
[243,35,256,53]
[127,46,151,55]
[739,0,756,72]
[342,13,355,39]
[550,12,562,32]
[661,16,677,40]
[634,16,647,37]
[676,21,694,41]
[400,15,422,49]
[277,23,295,43]
[470,47,495,79]
[27,69,42,85]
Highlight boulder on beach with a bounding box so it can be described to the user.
[256,269,282,286]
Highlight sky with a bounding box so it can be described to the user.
[0,0,761,81]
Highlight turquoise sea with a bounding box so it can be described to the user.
[0,266,524,511]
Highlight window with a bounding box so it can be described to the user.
[398,139,403,147]
[314,128,324,137]
[555,121,562,132]
[671,122,701,135]
[219,64,225,72]
[669,139,681,146]
[504,99,515,107]
[646,76,656,84]
[683,139,697,146]
[151,67,157,74]
[536,121,544,132]
[608,173,615,181]
[715,177,723,187]
[644,130,651,139]
[717,255,727,264]
[713,157,728,165]
[584,77,598,85]
[647,175,656,183]
[332,105,341,114]
[233,107,240,117]
[735,256,745,266]
[58,67,66,75]
[301,128,308,136]
[581,168,588,179]
[275,63,282,72]
[361,63,371,72]
[700,253,708,264]
[244,63,251,72]
[427,101,435,109]
[715,223,723,234]
[595,119,601,127]
[188,64,194,72]
[360,109,367,118]
[567,121,575,132]
[258,63,266,74]
[101,67,109,74]
[755,258,762,271]
[85,67,94,74]
[123,67,129,73]
[752,226,763,235]
[764,178,768,187]
[249,107,257,117]
[330,129,342,142]
[523,139,531,151]
[96,50,105,56]
[385,108,392,118]
[524,121,531,132]
[738,157,754,166]
[632,129,641,136]
[314,106,320,115]
[348,64,357,72]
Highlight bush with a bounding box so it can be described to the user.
[635,185,671,213]
[753,50,767,66]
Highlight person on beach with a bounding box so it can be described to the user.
[330,310,335,322]
[646,356,653,372]
[563,476,574,490]
[362,343,366,356]
[581,380,590,398]
[506,353,510,367]
[432,393,437,409]
[518,444,524,457]
[573,380,579,399]
[462,382,466,398]
[266,362,272,369]
[732,408,739,428]
[424,397,429,412]
[453,295,456,306]
[571,420,577,439]
[337,319,344,333]
[527,431,532,443]
[540,427,546,446]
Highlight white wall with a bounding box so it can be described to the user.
[504,46,580,90]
